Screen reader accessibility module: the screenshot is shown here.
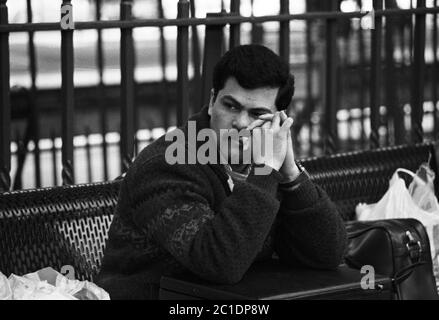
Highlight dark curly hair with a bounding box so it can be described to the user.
[212,44,295,110]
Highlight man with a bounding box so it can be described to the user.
[97,44,347,299]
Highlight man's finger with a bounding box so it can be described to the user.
[258,114,275,120]
[279,110,287,122]
[271,112,281,130]
[287,127,293,145]
[262,121,271,129]
[247,119,266,131]
[280,117,294,131]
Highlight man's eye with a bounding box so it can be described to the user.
[226,104,238,111]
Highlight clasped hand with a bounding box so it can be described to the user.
[246,111,300,183]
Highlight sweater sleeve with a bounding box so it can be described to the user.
[274,178,347,270]
[127,157,283,284]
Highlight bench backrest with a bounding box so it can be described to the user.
[1,142,438,281]
[0,181,120,281]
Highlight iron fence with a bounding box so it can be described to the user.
[0,0,438,191]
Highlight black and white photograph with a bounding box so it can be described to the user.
[0,0,439,309]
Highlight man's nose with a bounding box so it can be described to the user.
[232,111,251,130]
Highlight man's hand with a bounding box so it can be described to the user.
[279,111,301,183]
[248,112,293,171]
[247,111,300,181]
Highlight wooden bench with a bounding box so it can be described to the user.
[1,142,438,295]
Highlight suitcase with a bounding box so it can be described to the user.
[345,218,439,300]
[159,259,392,300]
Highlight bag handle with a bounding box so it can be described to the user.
[393,261,427,285]
[395,168,427,187]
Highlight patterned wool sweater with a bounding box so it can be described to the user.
[96,106,347,300]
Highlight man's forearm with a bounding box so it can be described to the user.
[274,181,347,269]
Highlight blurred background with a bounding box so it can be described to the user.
[2,0,438,189]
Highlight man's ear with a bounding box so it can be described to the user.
[208,89,215,116]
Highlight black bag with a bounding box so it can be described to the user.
[345,218,439,300]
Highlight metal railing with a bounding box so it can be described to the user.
[1,0,439,192]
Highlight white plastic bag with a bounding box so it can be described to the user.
[8,273,77,300]
[1,267,110,300]
[0,272,12,300]
[409,162,439,213]
[355,167,439,288]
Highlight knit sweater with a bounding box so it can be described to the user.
[96,106,347,300]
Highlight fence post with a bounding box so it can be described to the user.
[60,0,75,185]
[177,0,190,126]
[96,0,108,181]
[323,0,338,155]
[250,0,263,44]
[384,0,403,146]
[356,0,367,147]
[279,0,289,64]
[26,0,41,188]
[189,0,202,111]
[411,0,426,143]
[85,127,92,183]
[120,0,135,173]
[370,0,383,149]
[434,0,438,139]
[157,0,170,128]
[51,132,58,186]
[0,0,10,192]
[229,0,240,48]
[305,18,313,157]
[201,12,226,108]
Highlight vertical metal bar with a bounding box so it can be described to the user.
[0,0,10,192]
[51,132,58,186]
[60,0,75,185]
[384,0,404,146]
[433,0,438,139]
[201,13,225,108]
[157,0,169,129]
[279,0,289,64]
[189,0,202,111]
[229,0,240,48]
[26,0,41,187]
[409,0,413,64]
[96,0,108,181]
[339,25,347,150]
[324,0,338,155]
[120,0,135,173]
[306,19,314,156]
[85,127,92,183]
[357,0,367,147]
[250,0,263,45]
[370,0,383,149]
[411,0,426,143]
[12,130,25,190]
[177,0,190,126]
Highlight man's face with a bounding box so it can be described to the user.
[208,77,278,164]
